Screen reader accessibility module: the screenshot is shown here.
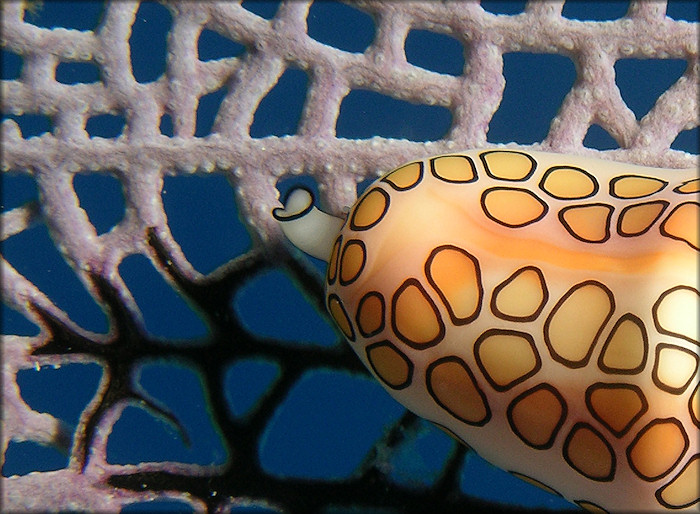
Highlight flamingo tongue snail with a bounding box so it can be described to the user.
[273,149,699,512]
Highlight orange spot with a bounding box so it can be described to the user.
[328,295,354,341]
[356,292,384,337]
[610,175,667,198]
[691,383,700,427]
[674,178,700,194]
[350,188,388,230]
[586,383,647,437]
[507,384,566,449]
[425,245,482,324]
[482,187,547,228]
[327,236,341,284]
[492,266,548,321]
[628,418,688,481]
[392,279,444,348]
[559,204,613,243]
[366,341,412,389]
[540,166,597,199]
[576,500,609,513]
[510,472,560,497]
[598,314,647,374]
[426,357,490,425]
[656,455,700,509]
[617,201,668,236]
[480,150,535,181]
[430,154,477,183]
[563,423,615,481]
[660,202,700,250]
[545,281,614,367]
[475,329,540,391]
[339,240,365,285]
[383,161,422,190]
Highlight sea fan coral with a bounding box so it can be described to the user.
[1,1,697,512]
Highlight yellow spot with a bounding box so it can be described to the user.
[432,422,464,444]
[350,188,388,230]
[545,281,613,367]
[392,279,444,347]
[653,344,698,394]
[482,187,547,228]
[617,201,668,236]
[599,314,647,373]
[657,456,699,509]
[508,384,565,449]
[339,240,366,285]
[366,342,411,389]
[610,175,666,198]
[475,329,540,391]
[328,295,354,340]
[425,245,482,324]
[356,292,384,337]
[586,384,646,437]
[559,204,613,243]
[660,202,700,250]
[653,286,699,344]
[675,178,700,194]
[430,154,477,182]
[628,419,688,480]
[427,357,489,425]
[383,161,422,190]
[492,266,547,321]
[564,423,615,481]
[576,500,609,513]
[510,473,560,497]
[327,236,341,284]
[540,166,597,199]
[480,150,535,180]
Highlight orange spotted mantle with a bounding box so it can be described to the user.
[273,149,699,512]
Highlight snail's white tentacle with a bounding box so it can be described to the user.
[273,187,344,261]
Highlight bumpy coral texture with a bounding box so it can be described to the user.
[1,1,697,512]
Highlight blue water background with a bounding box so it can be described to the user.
[1,1,698,512]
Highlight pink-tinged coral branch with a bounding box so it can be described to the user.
[1,0,697,512]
